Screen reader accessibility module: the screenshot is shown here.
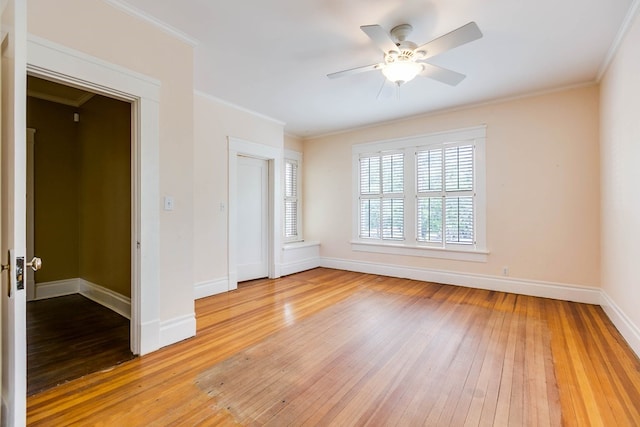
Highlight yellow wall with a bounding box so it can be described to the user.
[28,0,195,320]
[26,95,131,297]
[304,85,601,288]
[27,97,79,283]
[193,93,284,285]
[78,95,131,297]
[600,12,640,333]
[284,134,304,152]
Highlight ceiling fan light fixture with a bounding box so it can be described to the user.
[382,60,423,85]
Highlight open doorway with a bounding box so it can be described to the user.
[25,76,135,395]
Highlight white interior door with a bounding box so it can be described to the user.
[1,0,27,425]
[236,156,269,282]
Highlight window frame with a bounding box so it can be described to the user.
[351,126,488,262]
[283,150,303,243]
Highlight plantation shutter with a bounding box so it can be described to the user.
[444,145,474,244]
[416,143,475,245]
[284,159,298,238]
[359,152,404,240]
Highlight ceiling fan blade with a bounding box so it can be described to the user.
[360,25,399,54]
[420,63,466,86]
[416,22,482,59]
[327,63,382,79]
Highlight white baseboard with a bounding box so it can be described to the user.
[194,277,229,299]
[600,291,640,358]
[34,278,131,319]
[320,257,601,304]
[280,257,321,276]
[34,278,80,300]
[159,313,196,348]
[33,278,196,356]
[139,319,160,356]
[79,279,131,319]
[281,241,320,276]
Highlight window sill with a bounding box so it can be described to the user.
[350,240,488,262]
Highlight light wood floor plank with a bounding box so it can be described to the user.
[26,268,640,426]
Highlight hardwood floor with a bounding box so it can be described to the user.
[27,294,135,396]
[26,268,640,425]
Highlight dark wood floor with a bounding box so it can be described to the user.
[27,268,640,425]
[27,294,135,395]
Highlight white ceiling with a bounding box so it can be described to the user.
[115,0,633,138]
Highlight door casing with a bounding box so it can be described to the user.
[228,137,283,290]
[27,36,162,356]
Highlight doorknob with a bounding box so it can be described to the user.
[27,257,42,271]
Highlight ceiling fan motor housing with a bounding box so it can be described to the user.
[390,24,413,42]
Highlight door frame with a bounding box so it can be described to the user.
[25,128,34,302]
[228,137,282,290]
[26,35,162,355]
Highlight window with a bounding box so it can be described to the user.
[352,126,487,262]
[417,144,474,245]
[359,152,404,240]
[284,150,302,242]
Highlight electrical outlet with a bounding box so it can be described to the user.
[502,266,509,277]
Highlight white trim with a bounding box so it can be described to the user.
[79,279,131,319]
[194,277,229,299]
[597,0,640,80]
[195,90,286,126]
[280,257,321,277]
[103,0,199,47]
[27,35,161,101]
[352,125,487,154]
[281,241,320,276]
[282,240,321,250]
[228,137,283,290]
[32,278,131,319]
[600,291,640,358]
[159,313,196,347]
[350,241,489,262]
[320,257,601,305]
[33,278,80,300]
[27,35,162,356]
[26,128,36,301]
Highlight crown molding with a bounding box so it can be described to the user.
[195,90,286,126]
[103,0,198,47]
[597,0,640,80]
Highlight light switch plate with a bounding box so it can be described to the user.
[164,196,175,211]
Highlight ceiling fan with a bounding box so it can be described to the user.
[328,22,483,87]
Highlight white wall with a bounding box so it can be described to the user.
[305,85,601,291]
[600,10,640,353]
[193,93,284,290]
